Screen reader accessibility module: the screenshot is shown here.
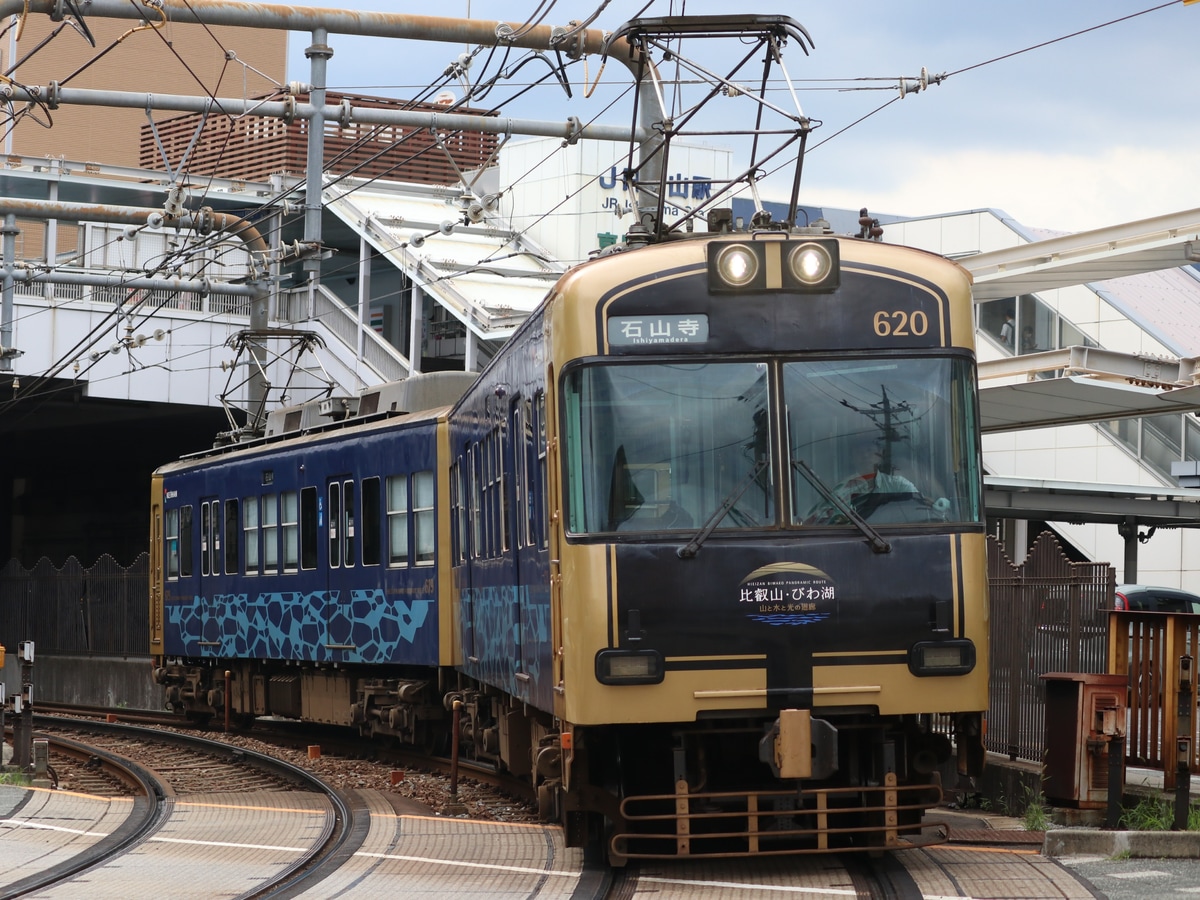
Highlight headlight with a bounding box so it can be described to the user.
[788,242,834,285]
[908,640,975,676]
[595,649,664,685]
[713,244,759,287]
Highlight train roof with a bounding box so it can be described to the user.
[156,371,478,474]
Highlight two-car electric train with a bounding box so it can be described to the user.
[151,221,988,863]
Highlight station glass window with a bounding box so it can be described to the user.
[224,499,240,575]
[262,493,278,574]
[361,477,381,566]
[243,496,259,574]
[300,486,318,570]
[165,507,180,579]
[414,470,435,565]
[387,475,410,565]
[282,491,299,572]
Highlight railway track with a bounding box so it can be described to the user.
[4,715,366,899]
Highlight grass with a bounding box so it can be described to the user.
[1020,785,1050,831]
[0,769,30,786]
[1118,795,1200,831]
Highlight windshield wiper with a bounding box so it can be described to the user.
[677,458,769,559]
[792,459,891,554]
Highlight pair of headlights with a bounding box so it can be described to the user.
[710,240,838,291]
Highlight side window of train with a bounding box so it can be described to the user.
[200,499,221,576]
[200,501,210,575]
[165,506,181,580]
[536,391,549,549]
[387,474,410,566]
[281,491,299,572]
[300,486,318,570]
[414,470,435,565]
[449,458,463,563]
[224,498,240,575]
[513,399,529,549]
[469,443,483,560]
[179,505,193,577]
[495,425,509,553]
[481,434,494,557]
[262,492,279,574]
[243,496,259,575]
[328,481,342,568]
[343,480,356,568]
[361,476,381,566]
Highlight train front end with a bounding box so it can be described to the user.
[547,232,988,860]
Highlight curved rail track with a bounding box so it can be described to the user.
[3,715,367,899]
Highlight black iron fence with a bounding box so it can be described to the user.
[0,554,148,656]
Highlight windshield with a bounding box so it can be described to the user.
[785,358,981,526]
[561,357,981,536]
[563,362,773,534]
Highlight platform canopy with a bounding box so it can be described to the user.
[961,207,1200,302]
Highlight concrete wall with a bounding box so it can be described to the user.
[1,653,164,712]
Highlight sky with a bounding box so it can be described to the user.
[278,1,1199,234]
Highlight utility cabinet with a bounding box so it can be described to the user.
[1042,672,1126,808]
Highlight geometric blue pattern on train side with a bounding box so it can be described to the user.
[460,583,554,712]
[164,589,435,665]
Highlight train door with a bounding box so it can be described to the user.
[198,496,223,649]
[325,476,356,660]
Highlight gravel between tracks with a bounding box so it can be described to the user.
[141,728,538,823]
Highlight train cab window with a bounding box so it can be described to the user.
[262,493,279,574]
[224,499,240,575]
[563,362,772,535]
[243,496,260,574]
[387,475,410,566]
[414,470,435,565]
[783,358,982,527]
[282,491,299,572]
[361,477,381,566]
[300,486,318,570]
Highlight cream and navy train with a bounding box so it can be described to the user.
[151,221,988,863]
